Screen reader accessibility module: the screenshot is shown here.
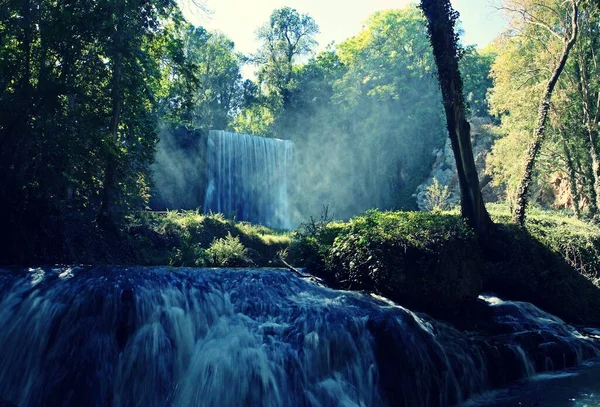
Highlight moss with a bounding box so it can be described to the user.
[288,206,600,324]
[479,204,600,325]
[324,211,482,317]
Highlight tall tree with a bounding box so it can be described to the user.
[253,7,319,108]
[420,0,494,236]
[511,0,580,225]
[575,6,600,215]
[97,0,182,223]
[98,0,125,224]
[159,25,244,131]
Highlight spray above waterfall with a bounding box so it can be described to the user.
[203,130,294,230]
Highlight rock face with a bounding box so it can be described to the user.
[415,117,499,210]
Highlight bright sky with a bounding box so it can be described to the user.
[180,0,507,72]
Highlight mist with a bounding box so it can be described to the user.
[150,125,207,211]
[149,7,451,227]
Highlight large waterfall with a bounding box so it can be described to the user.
[203,130,293,229]
[0,266,599,407]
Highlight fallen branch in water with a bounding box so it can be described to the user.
[278,249,324,283]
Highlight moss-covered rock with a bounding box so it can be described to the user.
[483,224,600,326]
[326,211,483,318]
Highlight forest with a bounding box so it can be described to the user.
[0,0,599,269]
[2,1,600,406]
[2,0,599,233]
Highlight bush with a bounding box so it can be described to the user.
[424,178,452,212]
[207,233,251,267]
[285,206,347,275]
[125,211,291,267]
[327,210,482,318]
[482,203,600,325]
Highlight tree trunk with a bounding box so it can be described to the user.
[420,0,493,237]
[513,0,579,225]
[582,149,598,216]
[576,55,600,215]
[98,0,124,224]
[21,0,32,92]
[561,137,583,217]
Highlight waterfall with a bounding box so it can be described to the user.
[0,266,598,407]
[203,130,293,229]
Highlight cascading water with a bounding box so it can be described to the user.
[0,266,598,407]
[203,130,293,230]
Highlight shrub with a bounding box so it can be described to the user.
[423,178,452,212]
[207,233,251,267]
[285,205,347,274]
[326,210,482,317]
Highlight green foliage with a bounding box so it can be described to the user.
[335,210,474,249]
[207,233,251,267]
[127,211,290,267]
[482,202,600,324]
[231,103,275,136]
[486,0,600,215]
[0,0,183,233]
[253,7,319,105]
[271,6,449,218]
[423,178,452,212]
[288,205,600,323]
[460,46,495,117]
[285,206,347,271]
[487,203,600,285]
[326,210,481,317]
[160,26,244,132]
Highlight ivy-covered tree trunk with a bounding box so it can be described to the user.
[513,0,579,225]
[561,137,583,217]
[420,0,493,237]
[576,55,600,216]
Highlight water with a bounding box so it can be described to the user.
[0,266,598,407]
[203,130,293,229]
[463,361,600,406]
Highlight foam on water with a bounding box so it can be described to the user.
[0,267,597,407]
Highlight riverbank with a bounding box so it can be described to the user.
[3,205,600,325]
[287,204,600,325]
[1,211,291,267]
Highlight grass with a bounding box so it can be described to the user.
[10,201,600,324]
[125,210,292,267]
[487,203,600,286]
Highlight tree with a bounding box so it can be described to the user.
[97,0,182,224]
[267,7,449,219]
[253,7,319,108]
[159,25,245,132]
[460,46,496,117]
[486,0,596,219]
[508,0,580,225]
[574,6,600,215]
[0,0,183,229]
[420,0,494,236]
